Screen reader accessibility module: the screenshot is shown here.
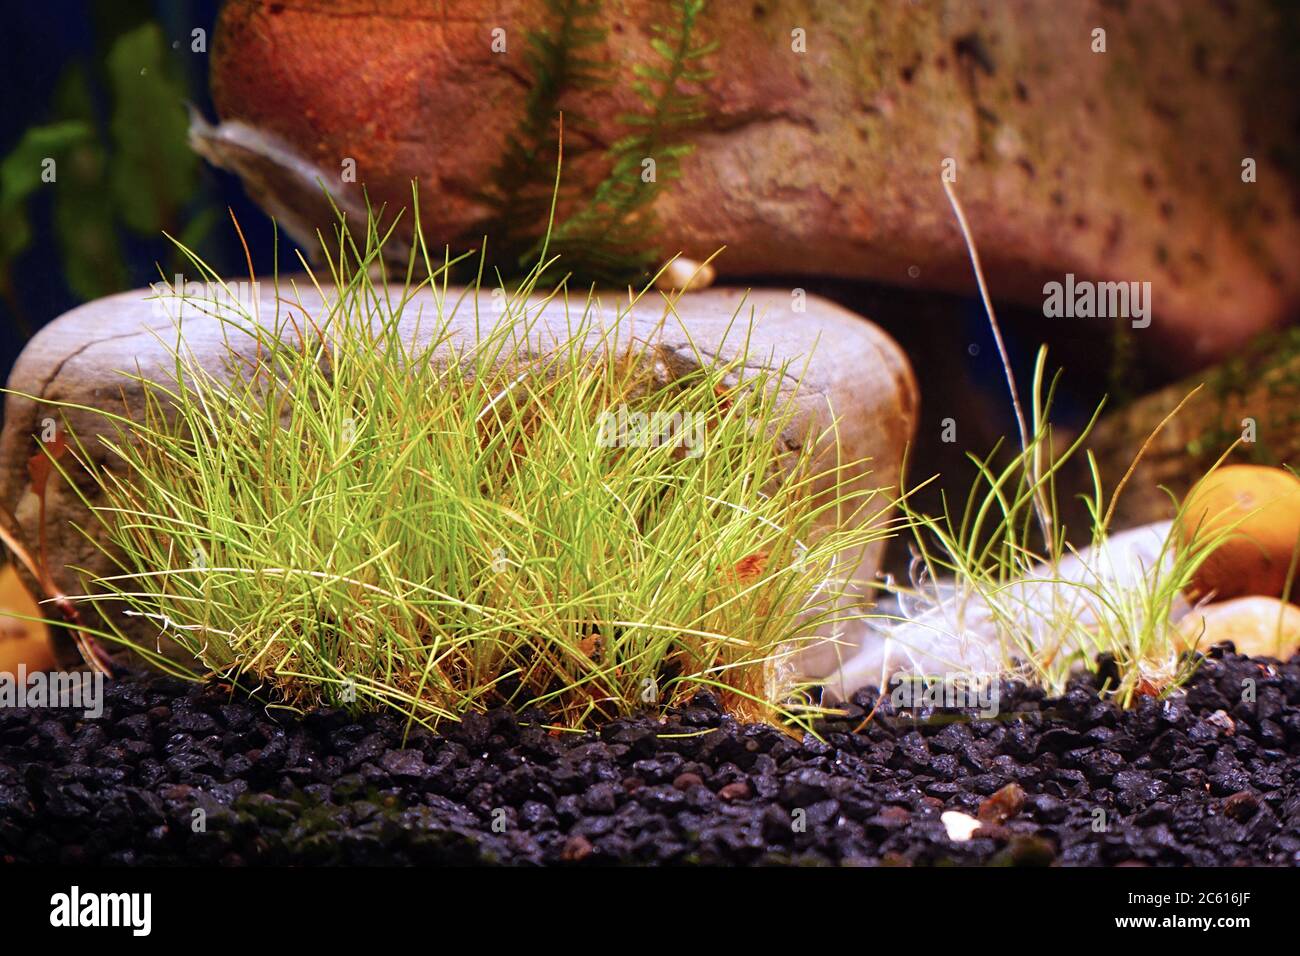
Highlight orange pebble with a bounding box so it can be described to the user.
[1176,465,1300,602]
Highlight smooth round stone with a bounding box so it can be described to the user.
[1177,465,1300,602]
[1175,596,1300,661]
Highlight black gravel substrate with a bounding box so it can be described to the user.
[3,649,1300,866]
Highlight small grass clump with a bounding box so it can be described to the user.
[888,348,1234,705]
[43,213,887,731]
[866,181,1239,707]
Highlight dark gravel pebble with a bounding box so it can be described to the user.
[3,653,1300,865]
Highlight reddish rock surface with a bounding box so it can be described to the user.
[203,0,1300,370]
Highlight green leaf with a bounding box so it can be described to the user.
[107,22,196,235]
[650,38,679,61]
[54,139,130,300]
[0,121,91,265]
[52,64,129,300]
[632,63,670,83]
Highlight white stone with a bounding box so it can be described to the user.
[1,282,916,669]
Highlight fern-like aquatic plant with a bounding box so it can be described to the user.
[476,0,609,263]
[541,0,718,281]
[473,0,717,284]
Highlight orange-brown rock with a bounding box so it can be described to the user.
[0,565,54,673]
[201,0,1300,370]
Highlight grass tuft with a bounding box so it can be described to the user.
[885,349,1235,704]
[37,209,889,731]
[859,182,1244,706]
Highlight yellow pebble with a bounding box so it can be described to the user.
[1174,596,1300,660]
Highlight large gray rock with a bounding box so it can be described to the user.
[0,283,916,676]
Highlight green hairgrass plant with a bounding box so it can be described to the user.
[891,348,1237,705]
[32,210,891,732]
[873,182,1243,706]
